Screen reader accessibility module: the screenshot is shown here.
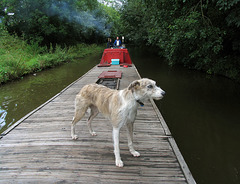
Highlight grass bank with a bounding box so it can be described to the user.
[0,28,104,84]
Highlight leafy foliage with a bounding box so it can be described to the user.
[0,0,120,46]
[0,0,122,84]
[121,0,240,81]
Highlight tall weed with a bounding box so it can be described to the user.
[0,28,104,84]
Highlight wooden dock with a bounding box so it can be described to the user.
[0,65,196,184]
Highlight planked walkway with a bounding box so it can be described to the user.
[0,65,196,184]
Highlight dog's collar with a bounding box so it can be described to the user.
[136,100,144,107]
[132,91,144,107]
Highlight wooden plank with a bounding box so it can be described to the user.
[0,64,195,184]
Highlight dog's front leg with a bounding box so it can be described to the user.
[113,127,123,167]
[126,122,140,157]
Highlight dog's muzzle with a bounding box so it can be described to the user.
[153,89,166,100]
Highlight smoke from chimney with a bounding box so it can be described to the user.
[46,1,111,37]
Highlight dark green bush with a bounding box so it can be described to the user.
[121,0,240,81]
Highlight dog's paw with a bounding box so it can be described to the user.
[131,151,140,157]
[91,132,97,136]
[116,159,124,167]
[72,135,78,140]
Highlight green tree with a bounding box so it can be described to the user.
[121,0,240,80]
[0,0,120,46]
[101,3,122,37]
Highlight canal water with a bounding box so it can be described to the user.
[0,48,240,184]
[0,53,100,133]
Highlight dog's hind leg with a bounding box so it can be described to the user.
[87,105,99,136]
[126,122,140,157]
[71,104,88,140]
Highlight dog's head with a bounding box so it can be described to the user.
[128,78,165,101]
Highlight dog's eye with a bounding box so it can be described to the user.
[147,85,153,89]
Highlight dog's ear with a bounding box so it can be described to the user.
[128,80,140,91]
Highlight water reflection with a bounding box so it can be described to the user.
[0,109,7,129]
[130,47,240,184]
